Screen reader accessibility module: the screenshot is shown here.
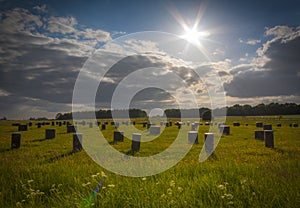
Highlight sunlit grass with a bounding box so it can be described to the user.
[0,116,299,207]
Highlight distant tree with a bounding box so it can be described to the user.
[0,116,7,120]
[55,113,63,120]
[201,110,212,121]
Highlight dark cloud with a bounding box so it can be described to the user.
[225,26,300,98]
[0,7,109,118]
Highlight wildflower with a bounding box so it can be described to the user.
[102,186,106,189]
[156,182,160,185]
[16,202,22,206]
[107,184,115,188]
[240,179,247,184]
[142,177,147,181]
[177,187,183,193]
[167,188,172,195]
[224,182,229,186]
[101,171,107,177]
[91,174,97,178]
[217,184,225,190]
[224,193,233,199]
[227,201,234,205]
[27,179,34,184]
[252,192,256,196]
[161,193,166,198]
[58,184,62,187]
[169,180,175,187]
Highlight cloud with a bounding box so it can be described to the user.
[0,6,114,118]
[33,4,47,13]
[239,38,261,45]
[225,25,300,98]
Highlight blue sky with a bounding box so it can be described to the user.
[0,0,300,118]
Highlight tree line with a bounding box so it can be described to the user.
[54,103,300,120]
[55,109,147,120]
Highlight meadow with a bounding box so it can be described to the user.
[0,116,299,207]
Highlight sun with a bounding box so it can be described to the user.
[180,26,210,45]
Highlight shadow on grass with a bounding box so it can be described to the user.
[273,147,285,154]
[48,150,77,162]
[125,149,140,156]
[31,138,47,142]
[207,152,218,161]
[0,148,12,153]
[57,132,69,135]
[108,141,116,145]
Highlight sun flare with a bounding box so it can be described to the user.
[181,27,210,45]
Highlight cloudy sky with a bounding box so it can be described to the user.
[0,0,299,119]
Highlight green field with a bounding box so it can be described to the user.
[0,116,300,207]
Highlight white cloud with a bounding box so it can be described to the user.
[33,4,47,13]
[0,8,43,34]
[239,38,261,45]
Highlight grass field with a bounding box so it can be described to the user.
[0,116,299,207]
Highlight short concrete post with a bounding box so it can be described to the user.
[233,122,240,126]
[220,125,230,135]
[149,126,160,135]
[191,123,197,131]
[263,124,272,130]
[177,123,182,129]
[131,133,141,152]
[113,131,124,142]
[204,133,214,154]
[11,132,21,149]
[89,122,93,128]
[255,130,264,140]
[147,123,151,129]
[73,133,82,152]
[67,125,76,133]
[188,131,198,144]
[265,130,274,148]
[256,122,263,128]
[45,129,55,139]
[18,124,28,131]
